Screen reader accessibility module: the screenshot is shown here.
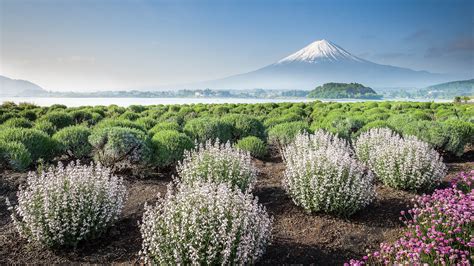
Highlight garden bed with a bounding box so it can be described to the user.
[1,149,472,265]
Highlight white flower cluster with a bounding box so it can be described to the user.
[282,131,375,216]
[177,139,257,191]
[354,128,447,191]
[7,161,126,247]
[139,181,272,265]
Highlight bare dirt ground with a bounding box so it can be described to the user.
[1,150,472,265]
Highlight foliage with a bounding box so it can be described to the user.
[268,121,310,147]
[7,161,126,247]
[235,136,268,159]
[307,82,382,99]
[183,117,233,143]
[53,125,92,159]
[0,128,57,162]
[282,131,375,216]
[354,128,447,191]
[0,141,32,171]
[139,182,272,265]
[38,111,74,129]
[152,130,194,167]
[94,118,145,132]
[3,117,34,128]
[177,139,257,191]
[148,121,181,136]
[88,127,154,172]
[33,120,57,136]
[221,114,266,141]
[135,117,158,131]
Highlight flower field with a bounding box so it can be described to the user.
[0,100,473,264]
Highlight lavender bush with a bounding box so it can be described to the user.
[7,161,126,247]
[177,139,257,191]
[354,128,447,191]
[282,131,375,216]
[139,182,272,265]
[347,170,474,265]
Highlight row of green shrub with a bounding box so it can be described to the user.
[0,100,472,171]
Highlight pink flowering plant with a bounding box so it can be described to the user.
[177,139,257,191]
[6,161,126,248]
[347,170,474,265]
[139,181,272,265]
[282,131,375,216]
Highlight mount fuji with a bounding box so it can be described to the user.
[187,39,451,90]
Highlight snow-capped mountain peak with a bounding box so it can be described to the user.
[277,39,364,64]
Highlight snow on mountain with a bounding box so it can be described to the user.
[277,39,365,64]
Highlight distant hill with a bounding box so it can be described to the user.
[307,82,382,99]
[421,79,474,98]
[0,75,46,96]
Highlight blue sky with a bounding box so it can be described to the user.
[1,0,473,91]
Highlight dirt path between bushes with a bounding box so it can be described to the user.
[0,152,473,265]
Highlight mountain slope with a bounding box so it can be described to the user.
[190,40,451,90]
[420,78,474,98]
[0,75,46,96]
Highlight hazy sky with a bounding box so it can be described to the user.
[1,0,473,91]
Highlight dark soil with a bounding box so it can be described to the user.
[1,151,472,265]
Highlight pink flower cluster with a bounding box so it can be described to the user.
[346,170,474,265]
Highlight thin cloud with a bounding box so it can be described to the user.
[404,29,431,41]
[425,36,474,58]
[376,52,412,59]
[57,56,96,64]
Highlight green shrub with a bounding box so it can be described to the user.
[3,117,33,128]
[0,141,32,171]
[390,118,473,156]
[136,117,158,131]
[222,114,266,141]
[0,128,57,161]
[235,136,268,159]
[152,130,194,167]
[33,120,57,136]
[264,113,301,128]
[120,111,141,121]
[149,121,181,136]
[19,110,37,121]
[38,111,74,129]
[184,117,233,143]
[94,118,145,132]
[129,105,146,113]
[441,120,474,156]
[318,117,365,139]
[69,110,96,125]
[357,120,393,135]
[53,125,92,159]
[268,121,310,147]
[89,127,154,172]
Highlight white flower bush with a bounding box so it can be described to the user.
[7,161,126,247]
[354,128,447,191]
[139,181,272,265]
[282,131,375,216]
[177,139,257,191]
